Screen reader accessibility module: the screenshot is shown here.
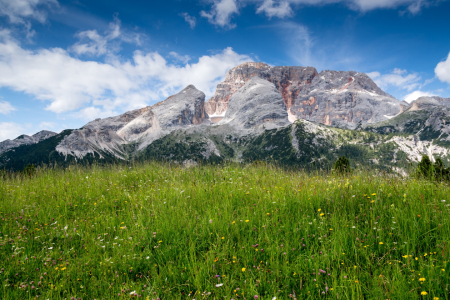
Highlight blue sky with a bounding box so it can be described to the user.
[1,0,450,141]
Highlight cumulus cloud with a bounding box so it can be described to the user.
[0,100,16,114]
[368,68,421,91]
[180,12,197,29]
[0,0,58,24]
[70,15,142,57]
[201,0,239,29]
[435,52,450,84]
[0,29,253,116]
[256,0,293,18]
[169,52,191,64]
[262,0,431,14]
[403,90,437,103]
[0,122,25,141]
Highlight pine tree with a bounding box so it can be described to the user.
[334,156,352,175]
[416,155,434,179]
[434,158,450,181]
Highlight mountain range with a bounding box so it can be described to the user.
[1,62,449,172]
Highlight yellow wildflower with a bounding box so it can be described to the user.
[421,291,428,296]
[242,268,246,272]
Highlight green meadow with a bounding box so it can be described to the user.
[0,162,449,299]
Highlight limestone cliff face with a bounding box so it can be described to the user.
[206,62,404,129]
[56,85,208,159]
[290,70,402,128]
[219,77,290,130]
[205,62,318,116]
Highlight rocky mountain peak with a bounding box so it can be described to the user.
[56,84,208,159]
[409,97,445,111]
[219,77,289,130]
[0,130,57,155]
[309,70,391,97]
[205,62,318,116]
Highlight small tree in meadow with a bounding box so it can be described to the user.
[23,164,36,177]
[416,155,434,179]
[433,158,450,181]
[333,156,352,175]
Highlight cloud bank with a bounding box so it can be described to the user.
[0,29,253,118]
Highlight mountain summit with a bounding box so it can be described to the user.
[205,62,403,129]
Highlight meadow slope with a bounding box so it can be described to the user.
[0,162,450,299]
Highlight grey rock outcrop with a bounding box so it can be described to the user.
[0,130,57,155]
[205,62,403,129]
[219,77,289,130]
[205,62,317,116]
[56,85,208,159]
[290,70,403,129]
[409,96,450,111]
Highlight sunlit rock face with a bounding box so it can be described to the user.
[219,77,289,130]
[205,62,404,129]
[205,62,318,116]
[56,85,208,159]
[289,70,403,129]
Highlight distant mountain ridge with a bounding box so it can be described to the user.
[1,63,450,172]
[0,130,57,155]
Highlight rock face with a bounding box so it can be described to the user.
[219,77,289,130]
[206,62,403,129]
[205,62,318,116]
[364,96,450,146]
[0,130,57,155]
[290,70,402,128]
[409,96,450,110]
[56,85,208,159]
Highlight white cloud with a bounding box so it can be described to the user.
[70,15,142,56]
[0,122,25,141]
[276,22,313,67]
[0,100,16,114]
[256,0,293,18]
[74,107,118,121]
[0,0,58,24]
[201,0,239,29]
[403,90,437,103]
[368,68,421,91]
[202,0,433,28]
[169,52,191,64]
[180,12,197,29]
[267,0,430,14]
[435,52,450,84]
[0,29,253,116]
[349,0,428,13]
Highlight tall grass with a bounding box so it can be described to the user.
[0,162,449,299]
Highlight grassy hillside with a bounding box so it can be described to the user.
[1,162,449,299]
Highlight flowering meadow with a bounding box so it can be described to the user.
[0,162,449,299]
